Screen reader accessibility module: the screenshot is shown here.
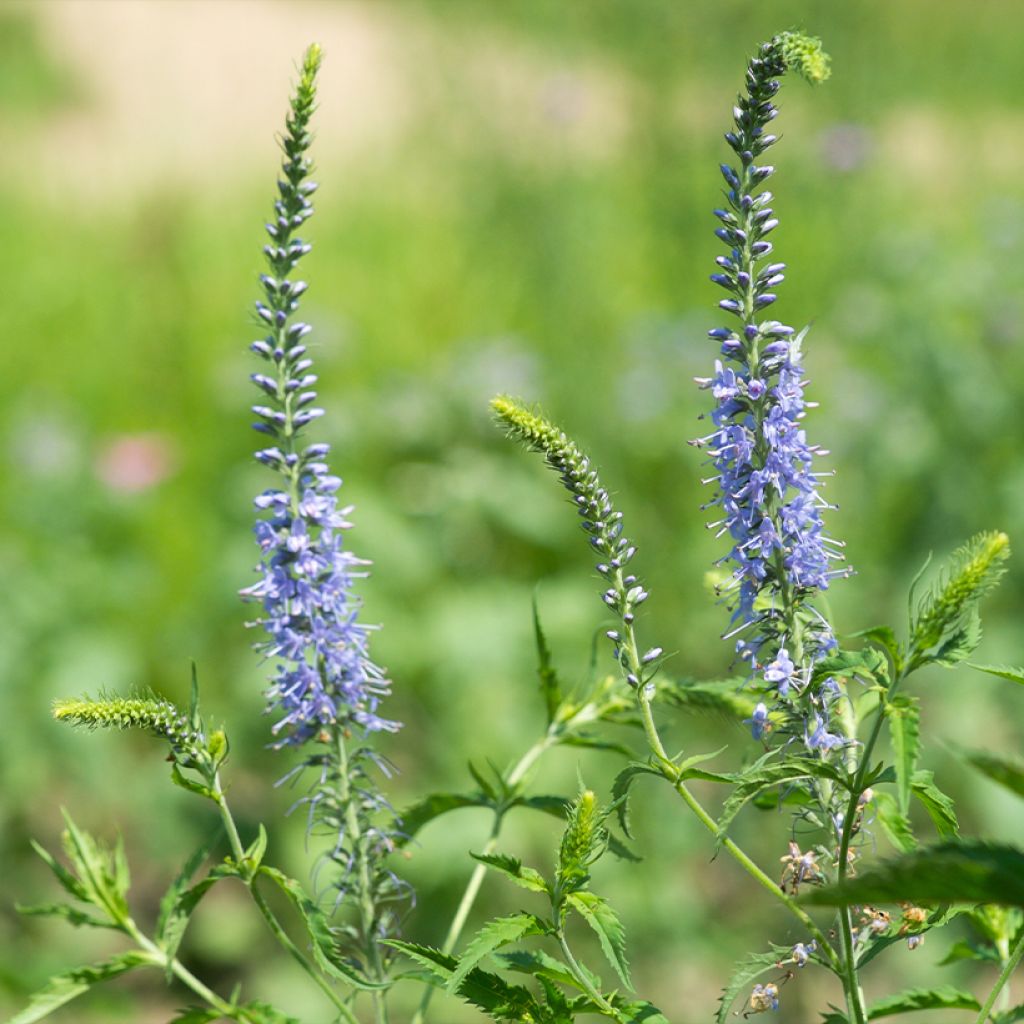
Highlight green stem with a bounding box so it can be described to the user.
[635,691,840,971]
[975,928,1024,1024]
[835,674,903,1024]
[557,926,624,1022]
[124,921,239,1019]
[410,733,554,1024]
[211,774,360,1024]
[337,729,390,1024]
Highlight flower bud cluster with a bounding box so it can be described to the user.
[240,46,397,744]
[493,398,660,688]
[694,36,848,755]
[53,696,205,764]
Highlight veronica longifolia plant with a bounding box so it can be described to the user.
[11,30,1024,1024]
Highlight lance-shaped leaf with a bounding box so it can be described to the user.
[969,664,1024,687]
[566,891,631,989]
[385,941,543,1020]
[8,951,157,1024]
[659,677,756,720]
[471,852,550,894]
[866,985,979,1018]
[496,949,596,993]
[803,841,1024,908]
[954,747,1024,800]
[446,913,545,993]
[59,813,130,926]
[533,595,562,724]
[396,792,492,846]
[910,770,959,839]
[236,1002,301,1024]
[717,763,817,836]
[15,902,112,930]
[611,997,671,1024]
[611,763,660,840]
[257,866,389,989]
[874,791,916,854]
[158,861,241,974]
[931,606,982,667]
[886,695,919,816]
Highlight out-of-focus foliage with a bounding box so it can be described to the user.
[1,1,1023,1020]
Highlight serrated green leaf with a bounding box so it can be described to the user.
[15,902,112,929]
[716,946,791,1024]
[566,891,631,990]
[388,941,543,1021]
[886,695,919,816]
[866,985,979,1018]
[385,940,455,980]
[803,841,1024,907]
[447,913,543,993]
[533,595,562,724]
[257,866,389,990]
[874,791,917,853]
[611,763,659,840]
[496,949,594,993]
[470,852,550,894]
[169,1008,222,1024]
[852,625,902,667]
[559,733,635,758]
[659,677,756,719]
[931,606,982,667]
[60,812,129,925]
[910,770,959,839]
[158,861,240,971]
[612,998,671,1024]
[718,764,815,836]
[237,1002,301,1024]
[155,831,220,946]
[7,951,156,1024]
[970,664,1024,686]
[937,939,1000,965]
[29,840,90,904]
[954,747,1024,800]
[397,792,491,846]
[909,770,954,839]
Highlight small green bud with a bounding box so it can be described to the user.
[773,31,831,84]
[557,789,607,892]
[207,728,229,766]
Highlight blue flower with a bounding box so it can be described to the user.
[240,48,398,747]
[744,701,770,740]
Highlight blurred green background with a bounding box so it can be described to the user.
[2,1,1024,1021]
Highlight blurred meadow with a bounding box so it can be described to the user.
[2,1,1024,1020]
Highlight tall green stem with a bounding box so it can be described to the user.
[124,923,239,1018]
[337,729,390,1024]
[975,928,1024,1024]
[835,672,903,1024]
[211,774,360,1024]
[410,733,554,1024]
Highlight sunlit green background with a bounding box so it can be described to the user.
[2,1,1024,1021]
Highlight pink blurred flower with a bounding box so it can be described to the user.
[95,432,176,493]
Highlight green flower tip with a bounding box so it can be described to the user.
[53,695,203,757]
[302,43,323,83]
[774,31,831,84]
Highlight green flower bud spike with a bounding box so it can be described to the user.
[912,531,1010,653]
[773,30,831,84]
[53,695,206,765]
